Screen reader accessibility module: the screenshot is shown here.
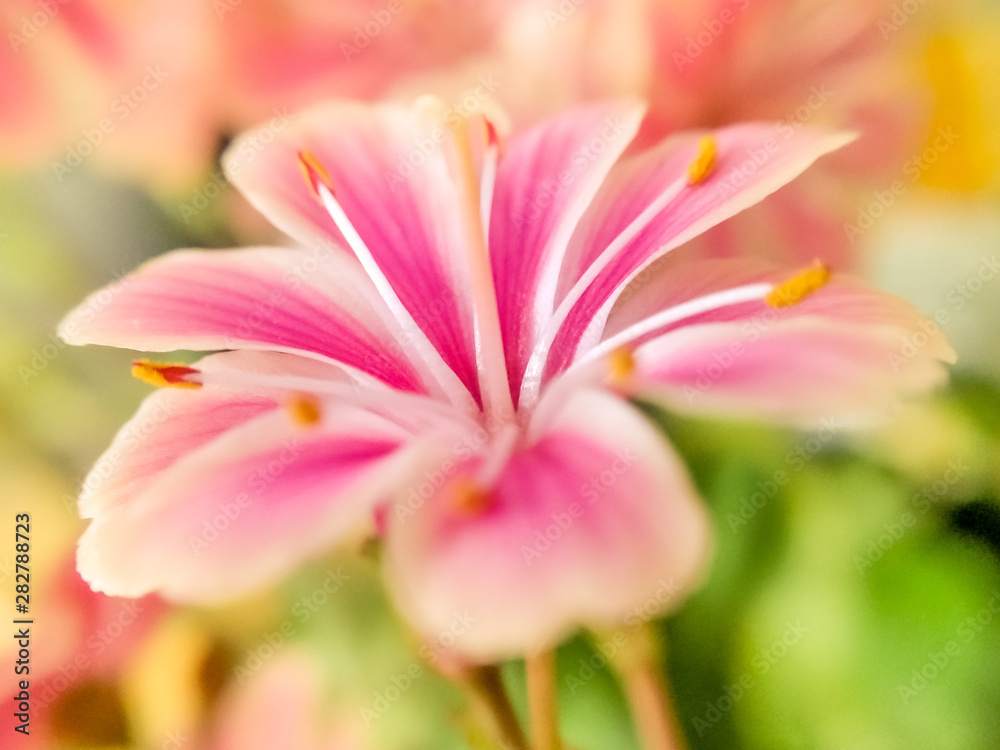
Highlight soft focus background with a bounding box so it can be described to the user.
[2,0,999,748]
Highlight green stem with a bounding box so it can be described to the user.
[461,664,530,750]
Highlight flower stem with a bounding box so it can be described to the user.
[461,665,529,750]
[526,650,562,750]
[603,624,688,750]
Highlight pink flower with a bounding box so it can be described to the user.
[0,0,122,165]
[211,652,366,750]
[5,557,164,746]
[60,98,952,661]
[461,0,928,267]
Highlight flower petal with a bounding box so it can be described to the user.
[77,350,348,519]
[544,123,854,379]
[383,389,711,661]
[58,247,425,392]
[632,315,954,428]
[78,403,423,602]
[594,259,954,426]
[604,258,929,340]
[225,99,484,402]
[488,101,644,398]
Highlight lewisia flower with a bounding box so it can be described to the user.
[60,98,952,661]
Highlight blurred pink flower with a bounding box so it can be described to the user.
[60,98,951,661]
[211,652,365,750]
[5,0,924,233]
[0,0,220,185]
[468,0,929,267]
[1,0,512,187]
[0,0,121,164]
[8,557,165,746]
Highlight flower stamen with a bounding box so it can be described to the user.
[297,150,333,197]
[522,135,720,409]
[294,149,479,415]
[451,477,494,516]
[607,347,636,384]
[576,282,773,369]
[288,393,322,427]
[131,359,201,389]
[766,260,831,308]
[687,135,717,185]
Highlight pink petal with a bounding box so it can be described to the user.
[604,258,927,340]
[633,315,954,427]
[225,99,483,403]
[35,557,165,679]
[600,259,954,425]
[213,652,362,750]
[58,247,425,393]
[489,101,644,399]
[78,350,346,519]
[214,654,323,750]
[545,124,854,378]
[78,404,423,602]
[384,389,711,661]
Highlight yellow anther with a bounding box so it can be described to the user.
[766,260,832,308]
[288,394,322,427]
[131,359,201,389]
[297,149,333,197]
[607,347,636,383]
[687,135,717,185]
[452,477,493,516]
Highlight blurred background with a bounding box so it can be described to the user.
[1,0,999,747]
